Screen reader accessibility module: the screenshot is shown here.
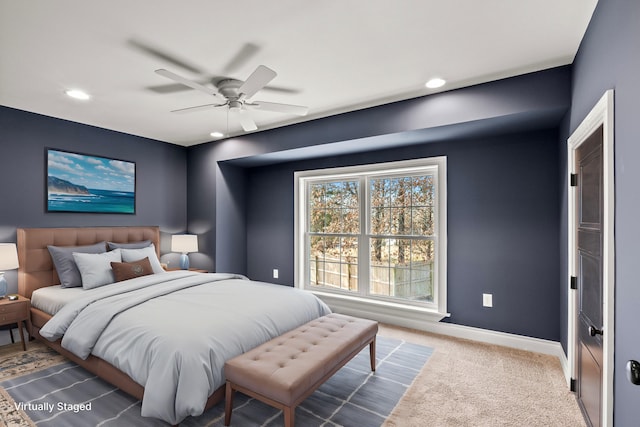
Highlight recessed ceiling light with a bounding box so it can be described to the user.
[210,131,224,138]
[425,78,446,89]
[65,89,91,100]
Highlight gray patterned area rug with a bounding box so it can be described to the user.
[0,337,432,426]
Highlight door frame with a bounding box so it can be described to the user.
[567,89,615,427]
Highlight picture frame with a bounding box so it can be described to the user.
[46,148,136,214]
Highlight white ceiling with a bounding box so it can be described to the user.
[0,0,597,147]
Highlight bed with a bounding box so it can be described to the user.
[17,226,331,425]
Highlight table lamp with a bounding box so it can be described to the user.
[171,234,198,270]
[0,243,19,298]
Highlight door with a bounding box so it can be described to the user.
[575,125,604,427]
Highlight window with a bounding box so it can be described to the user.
[295,157,447,317]
[308,180,360,291]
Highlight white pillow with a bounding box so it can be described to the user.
[73,249,122,290]
[120,244,165,274]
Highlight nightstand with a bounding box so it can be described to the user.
[0,295,31,351]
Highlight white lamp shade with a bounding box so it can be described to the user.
[171,234,198,253]
[0,243,19,270]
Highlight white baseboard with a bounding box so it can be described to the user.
[322,297,571,385]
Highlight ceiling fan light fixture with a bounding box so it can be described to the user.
[65,89,91,100]
[425,78,446,89]
[228,100,242,113]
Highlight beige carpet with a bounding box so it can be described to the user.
[380,324,586,427]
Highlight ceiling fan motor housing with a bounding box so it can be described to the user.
[216,79,242,99]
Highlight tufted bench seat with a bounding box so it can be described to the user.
[224,313,378,427]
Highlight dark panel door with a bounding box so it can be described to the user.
[576,125,604,427]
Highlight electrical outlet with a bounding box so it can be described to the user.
[273,269,279,279]
[483,293,493,307]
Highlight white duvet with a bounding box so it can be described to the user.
[39,271,331,424]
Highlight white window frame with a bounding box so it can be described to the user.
[294,157,449,323]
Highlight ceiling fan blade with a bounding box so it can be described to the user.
[147,82,194,94]
[238,65,277,99]
[147,78,214,94]
[155,69,221,98]
[129,39,203,74]
[170,103,225,114]
[235,110,258,132]
[248,101,309,116]
[260,84,301,95]
[223,43,260,74]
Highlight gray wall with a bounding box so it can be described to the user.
[245,130,561,341]
[215,163,247,274]
[188,66,571,276]
[186,67,571,342]
[0,107,189,292]
[558,112,571,354]
[568,0,640,424]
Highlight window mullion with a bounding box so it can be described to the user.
[358,176,369,297]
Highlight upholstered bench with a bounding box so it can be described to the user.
[224,313,378,427]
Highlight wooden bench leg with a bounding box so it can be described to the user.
[224,381,235,426]
[283,406,295,427]
[370,336,376,371]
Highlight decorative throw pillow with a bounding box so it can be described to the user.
[73,249,122,290]
[121,244,165,274]
[107,240,151,250]
[48,241,107,288]
[111,257,154,282]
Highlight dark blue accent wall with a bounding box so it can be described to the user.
[244,130,561,341]
[188,66,571,274]
[558,111,571,355]
[568,0,640,423]
[215,163,247,274]
[0,107,189,292]
[185,66,571,342]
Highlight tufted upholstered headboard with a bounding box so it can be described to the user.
[17,226,160,299]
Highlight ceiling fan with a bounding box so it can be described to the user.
[131,40,298,95]
[155,65,308,132]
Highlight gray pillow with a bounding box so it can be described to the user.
[107,240,151,250]
[121,244,165,274]
[48,242,107,288]
[73,249,122,290]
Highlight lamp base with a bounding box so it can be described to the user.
[0,274,7,298]
[179,253,190,270]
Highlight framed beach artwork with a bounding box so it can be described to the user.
[46,149,136,214]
